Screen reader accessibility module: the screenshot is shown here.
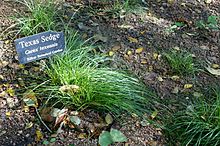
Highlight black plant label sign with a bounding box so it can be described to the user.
[15,31,65,64]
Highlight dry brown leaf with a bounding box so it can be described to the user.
[112,45,121,51]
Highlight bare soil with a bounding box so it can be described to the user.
[0,0,219,146]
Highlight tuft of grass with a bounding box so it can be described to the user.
[36,30,155,116]
[165,86,220,146]
[15,0,57,36]
[164,50,196,75]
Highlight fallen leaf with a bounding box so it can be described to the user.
[205,0,212,4]
[173,46,180,51]
[141,59,147,64]
[19,64,25,69]
[136,47,143,54]
[70,116,81,126]
[105,113,113,125]
[23,106,29,113]
[0,61,9,67]
[54,108,68,127]
[167,0,174,4]
[6,88,15,96]
[99,131,113,146]
[206,66,220,76]
[171,75,180,81]
[172,87,179,94]
[149,66,153,72]
[6,112,11,117]
[25,122,33,129]
[0,75,4,80]
[36,129,43,142]
[184,84,193,89]
[4,40,10,44]
[108,51,114,57]
[128,37,138,43]
[157,76,163,82]
[0,91,7,97]
[127,50,132,55]
[153,53,159,60]
[110,129,127,143]
[78,133,87,139]
[50,138,56,143]
[43,140,49,145]
[151,111,158,119]
[111,45,121,51]
[211,64,219,69]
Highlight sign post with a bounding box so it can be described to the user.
[15,31,65,64]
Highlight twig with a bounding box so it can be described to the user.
[35,107,52,133]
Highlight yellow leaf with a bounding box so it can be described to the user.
[4,40,10,44]
[23,90,38,107]
[151,111,158,119]
[6,112,11,117]
[127,50,132,55]
[0,91,7,97]
[128,37,138,43]
[211,64,219,69]
[149,66,153,72]
[141,59,147,64]
[63,15,68,20]
[0,75,4,80]
[23,106,30,113]
[167,0,174,4]
[171,75,180,81]
[206,66,220,76]
[108,51,114,56]
[6,88,15,96]
[25,122,33,129]
[19,64,25,69]
[153,53,159,60]
[140,30,146,35]
[157,76,163,82]
[105,113,113,125]
[136,47,143,54]
[173,46,180,51]
[124,54,130,60]
[184,84,193,89]
[78,133,87,139]
[205,0,212,4]
[36,129,43,142]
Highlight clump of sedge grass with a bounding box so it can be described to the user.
[37,31,155,116]
[164,50,196,75]
[15,0,57,36]
[166,87,220,146]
